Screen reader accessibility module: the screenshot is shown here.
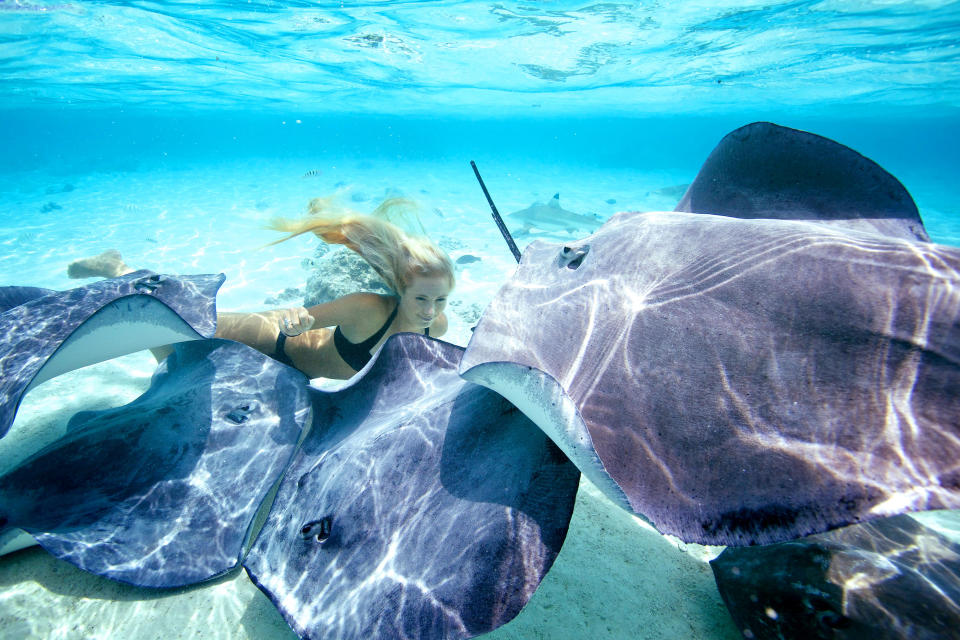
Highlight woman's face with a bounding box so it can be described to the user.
[398,275,451,330]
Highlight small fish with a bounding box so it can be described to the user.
[456,254,481,265]
[302,170,322,179]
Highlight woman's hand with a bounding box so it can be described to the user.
[278,306,315,337]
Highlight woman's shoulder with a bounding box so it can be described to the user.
[340,291,395,311]
[430,311,448,337]
[341,292,397,329]
[341,292,397,333]
[307,292,395,333]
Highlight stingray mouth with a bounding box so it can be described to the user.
[458,360,631,512]
[133,274,168,294]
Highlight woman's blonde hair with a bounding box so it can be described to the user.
[267,196,454,294]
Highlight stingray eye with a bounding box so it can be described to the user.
[558,244,590,270]
[134,274,167,293]
[300,517,333,543]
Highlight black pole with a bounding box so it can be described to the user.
[470,161,521,263]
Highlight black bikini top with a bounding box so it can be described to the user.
[334,303,429,371]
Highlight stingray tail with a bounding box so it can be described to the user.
[470,161,522,263]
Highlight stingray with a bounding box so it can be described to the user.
[244,333,579,640]
[0,270,224,440]
[461,121,960,545]
[507,193,603,236]
[711,513,960,639]
[0,339,309,587]
[0,275,578,638]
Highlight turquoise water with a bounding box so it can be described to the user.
[1,1,960,639]
[3,0,960,116]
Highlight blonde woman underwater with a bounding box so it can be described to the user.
[67,197,454,380]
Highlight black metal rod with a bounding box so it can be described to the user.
[470,160,521,263]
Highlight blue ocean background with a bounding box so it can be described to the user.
[1,1,959,638]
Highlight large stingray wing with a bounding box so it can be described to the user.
[0,271,224,439]
[462,122,960,546]
[676,121,929,241]
[461,212,960,545]
[0,339,309,587]
[244,333,580,640]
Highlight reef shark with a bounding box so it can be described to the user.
[507,193,604,236]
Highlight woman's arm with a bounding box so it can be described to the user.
[277,293,385,337]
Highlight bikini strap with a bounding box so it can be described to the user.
[355,302,399,351]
